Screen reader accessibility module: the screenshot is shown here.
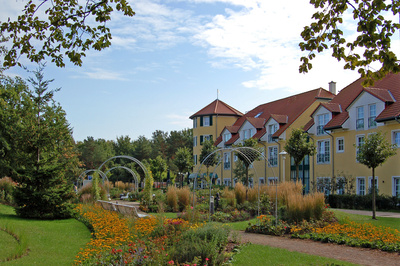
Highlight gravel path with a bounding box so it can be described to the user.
[237,231,400,266]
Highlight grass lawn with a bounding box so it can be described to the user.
[232,244,359,266]
[331,209,400,230]
[0,204,91,265]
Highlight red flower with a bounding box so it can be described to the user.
[168,260,174,264]
[205,258,209,261]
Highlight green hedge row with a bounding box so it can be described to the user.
[327,194,400,210]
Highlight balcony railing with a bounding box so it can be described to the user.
[356,118,364,130]
[368,116,376,128]
[317,125,325,135]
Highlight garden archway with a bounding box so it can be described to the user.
[104,166,139,191]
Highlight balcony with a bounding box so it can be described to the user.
[368,116,376,128]
[317,125,325,135]
[356,118,364,130]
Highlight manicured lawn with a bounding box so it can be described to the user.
[0,204,91,265]
[232,244,358,266]
[331,209,400,230]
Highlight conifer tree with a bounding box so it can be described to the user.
[12,65,79,219]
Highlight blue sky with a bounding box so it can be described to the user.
[2,0,399,141]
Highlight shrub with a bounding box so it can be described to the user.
[0,177,16,205]
[169,223,231,265]
[166,186,179,212]
[234,182,246,205]
[247,185,258,203]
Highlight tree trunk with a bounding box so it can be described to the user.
[295,164,300,183]
[372,168,376,220]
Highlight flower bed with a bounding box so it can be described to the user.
[74,204,234,265]
[246,210,400,253]
[295,221,400,252]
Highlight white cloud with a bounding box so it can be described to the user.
[166,113,193,127]
[77,68,129,81]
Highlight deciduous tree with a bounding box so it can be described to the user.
[300,0,400,86]
[356,132,396,219]
[1,0,135,68]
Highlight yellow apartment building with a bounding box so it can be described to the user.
[190,73,400,197]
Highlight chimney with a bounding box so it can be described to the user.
[329,81,336,95]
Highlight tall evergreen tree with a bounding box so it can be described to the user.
[12,65,79,219]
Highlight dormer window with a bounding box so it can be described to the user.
[243,129,253,140]
[224,133,231,143]
[317,113,329,135]
[368,104,377,128]
[356,106,364,130]
[268,124,278,142]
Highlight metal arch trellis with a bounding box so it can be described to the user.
[104,166,139,192]
[97,155,150,188]
[192,146,277,220]
[77,169,110,195]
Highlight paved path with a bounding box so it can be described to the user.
[334,209,400,218]
[238,231,400,266]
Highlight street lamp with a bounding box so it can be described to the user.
[279,150,288,182]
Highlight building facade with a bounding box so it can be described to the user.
[190,73,400,197]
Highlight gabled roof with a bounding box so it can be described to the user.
[320,102,342,113]
[303,118,315,132]
[190,99,243,119]
[319,72,400,128]
[270,114,288,124]
[221,88,334,144]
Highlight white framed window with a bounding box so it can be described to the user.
[317,177,331,195]
[392,130,400,147]
[356,135,365,160]
[223,178,231,187]
[200,135,212,145]
[357,177,366,195]
[368,176,379,192]
[393,177,400,197]
[224,133,231,143]
[268,124,278,142]
[193,155,197,165]
[356,106,364,130]
[268,177,278,185]
[193,136,197,147]
[317,140,330,164]
[242,129,254,140]
[203,116,210,127]
[368,104,377,128]
[193,117,197,128]
[317,113,329,135]
[223,152,231,170]
[336,137,344,153]
[259,177,265,184]
[268,146,278,167]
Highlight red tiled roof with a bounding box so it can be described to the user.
[246,117,266,129]
[253,127,266,139]
[364,87,395,103]
[222,88,334,143]
[322,72,400,127]
[303,118,315,132]
[190,99,243,119]
[320,102,342,113]
[270,114,288,124]
[214,135,223,146]
[225,134,240,145]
